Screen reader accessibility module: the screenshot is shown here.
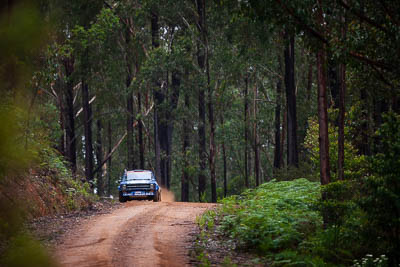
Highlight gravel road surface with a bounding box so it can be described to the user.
[55,201,214,267]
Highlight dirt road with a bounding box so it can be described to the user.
[55,201,214,267]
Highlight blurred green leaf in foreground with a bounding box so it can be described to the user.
[0,1,56,266]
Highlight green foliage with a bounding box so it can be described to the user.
[221,256,237,267]
[352,254,388,267]
[273,162,319,182]
[199,174,398,265]
[358,112,400,264]
[272,249,326,266]
[304,112,368,181]
[41,147,96,210]
[197,209,216,232]
[0,104,32,178]
[308,113,400,265]
[38,147,71,180]
[0,2,47,93]
[315,180,364,264]
[216,179,321,258]
[1,234,56,267]
[196,251,211,267]
[0,2,57,265]
[320,180,358,227]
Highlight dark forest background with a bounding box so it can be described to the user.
[1,0,400,265]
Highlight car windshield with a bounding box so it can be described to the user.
[126,171,152,181]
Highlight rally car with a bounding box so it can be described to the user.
[118,170,161,202]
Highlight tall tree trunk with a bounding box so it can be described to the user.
[338,13,347,180]
[151,11,162,184]
[274,56,283,170]
[244,76,249,188]
[360,88,371,156]
[138,92,145,169]
[248,143,252,180]
[338,62,345,180]
[181,91,190,202]
[151,21,180,190]
[316,4,331,185]
[57,76,65,156]
[158,73,168,187]
[208,83,217,202]
[307,62,313,102]
[153,108,161,184]
[159,112,168,187]
[280,104,287,167]
[284,32,299,167]
[125,26,135,170]
[96,119,104,196]
[253,84,260,186]
[165,72,180,189]
[222,140,227,197]
[107,120,112,196]
[221,115,228,197]
[63,57,76,174]
[196,0,207,201]
[127,91,135,170]
[82,79,93,182]
[206,49,216,202]
[317,1,331,230]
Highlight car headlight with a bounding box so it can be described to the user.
[122,184,127,191]
[150,183,155,190]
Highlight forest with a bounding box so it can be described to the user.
[1,0,399,266]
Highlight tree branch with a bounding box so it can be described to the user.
[103,1,149,58]
[339,0,389,34]
[92,131,127,176]
[275,0,328,44]
[349,51,391,70]
[92,103,154,176]
[75,95,96,118]
[370,65,395,88]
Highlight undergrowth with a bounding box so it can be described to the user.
[218,178,322,254]
[35,147,97,213]
[198,178,325,266]
[0,147,97,267]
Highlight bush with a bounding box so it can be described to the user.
[273,162,319,182]
[1,234,56,267]
[358,112,400,265]
[304,113,367,181]
[316,180,365,264]
[317,112,400,265]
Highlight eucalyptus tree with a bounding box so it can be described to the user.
[134,0,192,190]
[273,55,283,170]
[207,0,286,192]
[76,1,103,183]
[283,31,299,168]
[37,0,104,181]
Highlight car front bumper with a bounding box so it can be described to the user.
[122,190,156,197]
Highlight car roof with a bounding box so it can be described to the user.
[127,170,152,173]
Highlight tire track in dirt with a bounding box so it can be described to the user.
[55,201,215,267]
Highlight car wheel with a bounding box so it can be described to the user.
[119,192,127,203]
[153,191,159,202]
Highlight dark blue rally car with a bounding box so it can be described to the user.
[118,170,161,202]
